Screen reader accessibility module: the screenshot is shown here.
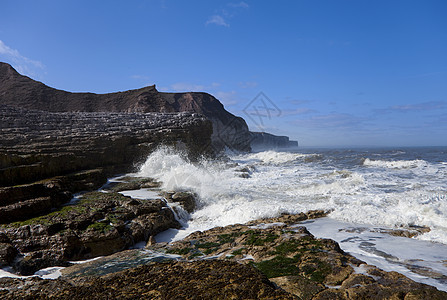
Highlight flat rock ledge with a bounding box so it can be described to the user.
[1,212,445,299]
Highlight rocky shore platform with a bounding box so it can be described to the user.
[1,191,446,299]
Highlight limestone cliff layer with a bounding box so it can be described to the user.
[0,105,212,186]
[0,62,251,152]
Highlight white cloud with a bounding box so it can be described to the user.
[206,15,230,27]
[159,82,221,92]
[214,90,238,106]
[228,2,249,8]
[0,40,20,57]
[170,82,205,91]
[131,74,151,80]
[294,113,367,130]
[0,39,44,77]
[239,81,258,89]
[375,101,447,114]
[158,82,237,106]
[281,108,317,116]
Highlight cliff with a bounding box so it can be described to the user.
[0,105,212,187]
[0,62,251,152]
[250,132,298,150]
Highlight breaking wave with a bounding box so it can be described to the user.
[137,147,447,244]
[363,158,427,169]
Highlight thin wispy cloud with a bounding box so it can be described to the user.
[159,82,220,92]
[239,81,258,89]
[289,99,312,105]
[375,101,446,114]
[159,82,237,106]
[282,108,317,116]
[294,113,367,130]
[206,2,249,27]
[206,15,230,27]
[228,2,249,9]
[131,75,151,81]
[0,40,44,77]
[214,90,238,106]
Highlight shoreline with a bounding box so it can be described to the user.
[0,146,447,299]
[2,209,446,299]
[2,172,447,298]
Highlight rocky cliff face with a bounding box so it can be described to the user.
[0,62,251,152]
[250,132,298,150]
[0,105,212,187]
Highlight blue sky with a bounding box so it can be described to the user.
[1,0,446,147]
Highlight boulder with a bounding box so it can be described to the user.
[0,243,17,266]
[0,191,180,275]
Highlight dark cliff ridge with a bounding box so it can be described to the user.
[0,62,250,152]
[250,132,298,150]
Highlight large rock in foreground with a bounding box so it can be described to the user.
[0,190,181,275]
[2,213,444,299]
[0,260,294,300]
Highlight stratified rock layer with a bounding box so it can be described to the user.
[0,105,212,187]
[0,62,251,152]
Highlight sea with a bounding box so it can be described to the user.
[137,145,447,291]
[2,146,447,291]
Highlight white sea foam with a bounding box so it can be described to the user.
[304,218,447,291]
[118,189,160,200]
[103,146,447,290]
[241,150,319,165]
[137,147,447,245]
[363,158,427,169]
[136,146,447,291]
[34,267,65,279]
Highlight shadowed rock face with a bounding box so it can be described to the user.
[0,62,251,152]
[0,105,212,187]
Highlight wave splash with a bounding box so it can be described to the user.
[138,147,447,244]
[363,158,427,169]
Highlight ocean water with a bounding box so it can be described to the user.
[139,146,447,243]
[137,146,447,290]
[3,146,446,289]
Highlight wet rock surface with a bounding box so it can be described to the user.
[0,169,107,224]
[163,191,196,213]
[0,260,294,300]
[2,213,445,299]
[0,190,180,275]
